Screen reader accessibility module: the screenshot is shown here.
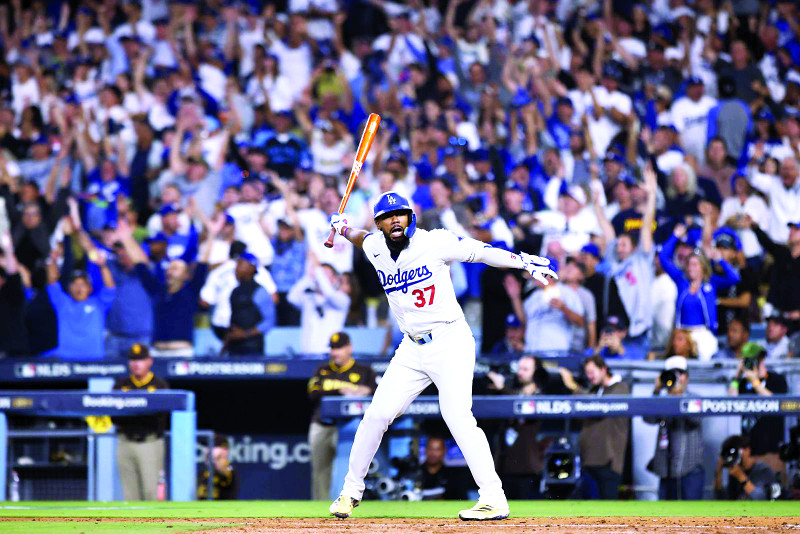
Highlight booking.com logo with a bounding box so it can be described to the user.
[196,436,310,470]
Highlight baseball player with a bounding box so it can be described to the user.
[327,191,556,520]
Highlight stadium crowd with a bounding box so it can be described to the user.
[0,0,798,364]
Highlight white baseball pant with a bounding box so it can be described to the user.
[340,318,507,506]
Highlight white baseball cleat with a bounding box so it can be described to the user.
[458,502,511,521]
[329,494,360,518]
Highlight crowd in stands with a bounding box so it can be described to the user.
[0,0,799,362]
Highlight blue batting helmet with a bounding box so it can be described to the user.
[373,191,417,238]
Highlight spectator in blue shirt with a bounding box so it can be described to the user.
[659,223,740,360]
[44,232,116,360]
[115,217,221,356]
[105,238,154,358]
[270,217,306,326]
[224,252,275,356]
[157,203,198,263]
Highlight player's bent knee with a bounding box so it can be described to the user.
[362,406,396,431]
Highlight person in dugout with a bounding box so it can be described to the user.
[197,434,239,500]
[112,343,169,501]
[307,332,377,500]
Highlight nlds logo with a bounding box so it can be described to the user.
[535,400,572,415]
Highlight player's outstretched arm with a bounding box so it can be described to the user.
[330,213,368,249]
[450,234,558,285]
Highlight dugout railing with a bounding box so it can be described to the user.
[0,390,197,501]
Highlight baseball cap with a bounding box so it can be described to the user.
[756,108,774,122]
[146,232,168,244]
[506,313,522,328]
[603,315,628,332]
[580,243,601,259]
[604,152,626,165]
[686,76,703,86]
[787,220,800,229]
[712,227,742,250]
[224,213,236,226]
[672,6,695,19]
[556,96,574,108]
[127,343,150,360]
[238,251,259,269]
[329,331,351,349]
[766,314,788,326]
[159,203,181,216]
[558,182,587,204]
[664,355,688,372]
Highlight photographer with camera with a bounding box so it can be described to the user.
[714,435,778,500]
[727,342,789,476]
[489,355,561,499]
[644,356,705,500]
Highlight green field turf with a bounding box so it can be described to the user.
[0,522,232,534]
[0,500,798,519]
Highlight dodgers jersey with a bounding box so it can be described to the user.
[362,228,476,337]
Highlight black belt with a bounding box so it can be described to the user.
[122,432,161,443]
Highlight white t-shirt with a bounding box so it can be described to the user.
[718,194,769,258]
[12,77,40,118]
[227,201,276,266]
[289,0,338,40]
[569,86,632,156]
[287,268,350,354]
[671,95,717,162]
[245,74,295,112]
[297,208,354,274]
[311,134,350,176]
[269,40,312,102]
[200,259,277,328]
[238,26,266,78]
[523,284,584,353]
[372,32,426,82]
[748,171,800,243]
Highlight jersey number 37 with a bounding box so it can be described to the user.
[412,285,436,308]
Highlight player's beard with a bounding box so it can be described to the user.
[383,229,409,252]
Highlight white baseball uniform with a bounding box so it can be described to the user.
[339,228,519,507]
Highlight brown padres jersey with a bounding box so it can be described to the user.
[308,359,377,423]
[113,372,170,439]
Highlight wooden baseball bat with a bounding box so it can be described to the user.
[324,113,381,248]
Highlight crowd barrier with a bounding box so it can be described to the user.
[0,389,197,501]
[320,394,800,419]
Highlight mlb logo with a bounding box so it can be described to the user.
[172,362,190,376]
[514,400,536,415]
[681,399,701,414]
[343,402,363,416]
[17,364,35,378]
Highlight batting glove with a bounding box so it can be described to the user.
[330,213,349,236]
[520,252,558,286]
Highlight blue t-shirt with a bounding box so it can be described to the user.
[45,283,116,360]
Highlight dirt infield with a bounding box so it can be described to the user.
[7,516,800,534]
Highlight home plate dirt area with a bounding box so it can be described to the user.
[188,516,800,534]
[12,516,795,534]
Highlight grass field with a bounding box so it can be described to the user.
[0,501,797,533]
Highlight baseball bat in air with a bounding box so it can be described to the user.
[324,113,381,248]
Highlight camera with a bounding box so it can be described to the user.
[743,357,757,371]
[721,446,741,468]
[543,436,580,499]
[779,426,800,463]
[660,370,677,392]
